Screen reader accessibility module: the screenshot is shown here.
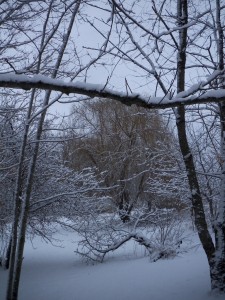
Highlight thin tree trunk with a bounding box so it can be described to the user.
[11,91,51,299]
[210,0,225,291]
[6,90,36,300]
[175,0,221,290]
[7,3,81,299]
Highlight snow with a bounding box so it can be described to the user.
[0,72,131,96]
[1,72,225,109]
[175,70,224,99]
[0,226,224,300]
[0,72,145,102]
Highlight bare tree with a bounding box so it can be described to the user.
[63,99,183,222]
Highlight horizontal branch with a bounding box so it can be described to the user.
[0,73,225,109]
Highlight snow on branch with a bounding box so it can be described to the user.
[75,231,182,263]
[1,73,225,109]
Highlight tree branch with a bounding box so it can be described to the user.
[1,73,225,109]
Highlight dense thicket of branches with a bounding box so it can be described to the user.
[63,99,188,221]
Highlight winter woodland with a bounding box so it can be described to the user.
[0,1,225,299]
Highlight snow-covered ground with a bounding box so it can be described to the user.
[0,226,224,300]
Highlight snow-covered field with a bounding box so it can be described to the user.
[0,226,224,300]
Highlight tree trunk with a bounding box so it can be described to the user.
[6,90,36,300]
[6,4,81,298]
[175,0,225,292]
[119,190,131,223]
[9,91,50,300]
[4,238,12,270]
[210,0,225,291]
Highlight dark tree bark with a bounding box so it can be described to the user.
[175,0,225,292]
[210,0,225,291]
[4,239,12,270]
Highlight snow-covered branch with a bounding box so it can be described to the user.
[1,73,225,109]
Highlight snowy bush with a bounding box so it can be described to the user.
[73,207,188,263]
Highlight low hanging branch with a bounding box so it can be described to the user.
[0,72,225,109]
[75,232,182,263]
